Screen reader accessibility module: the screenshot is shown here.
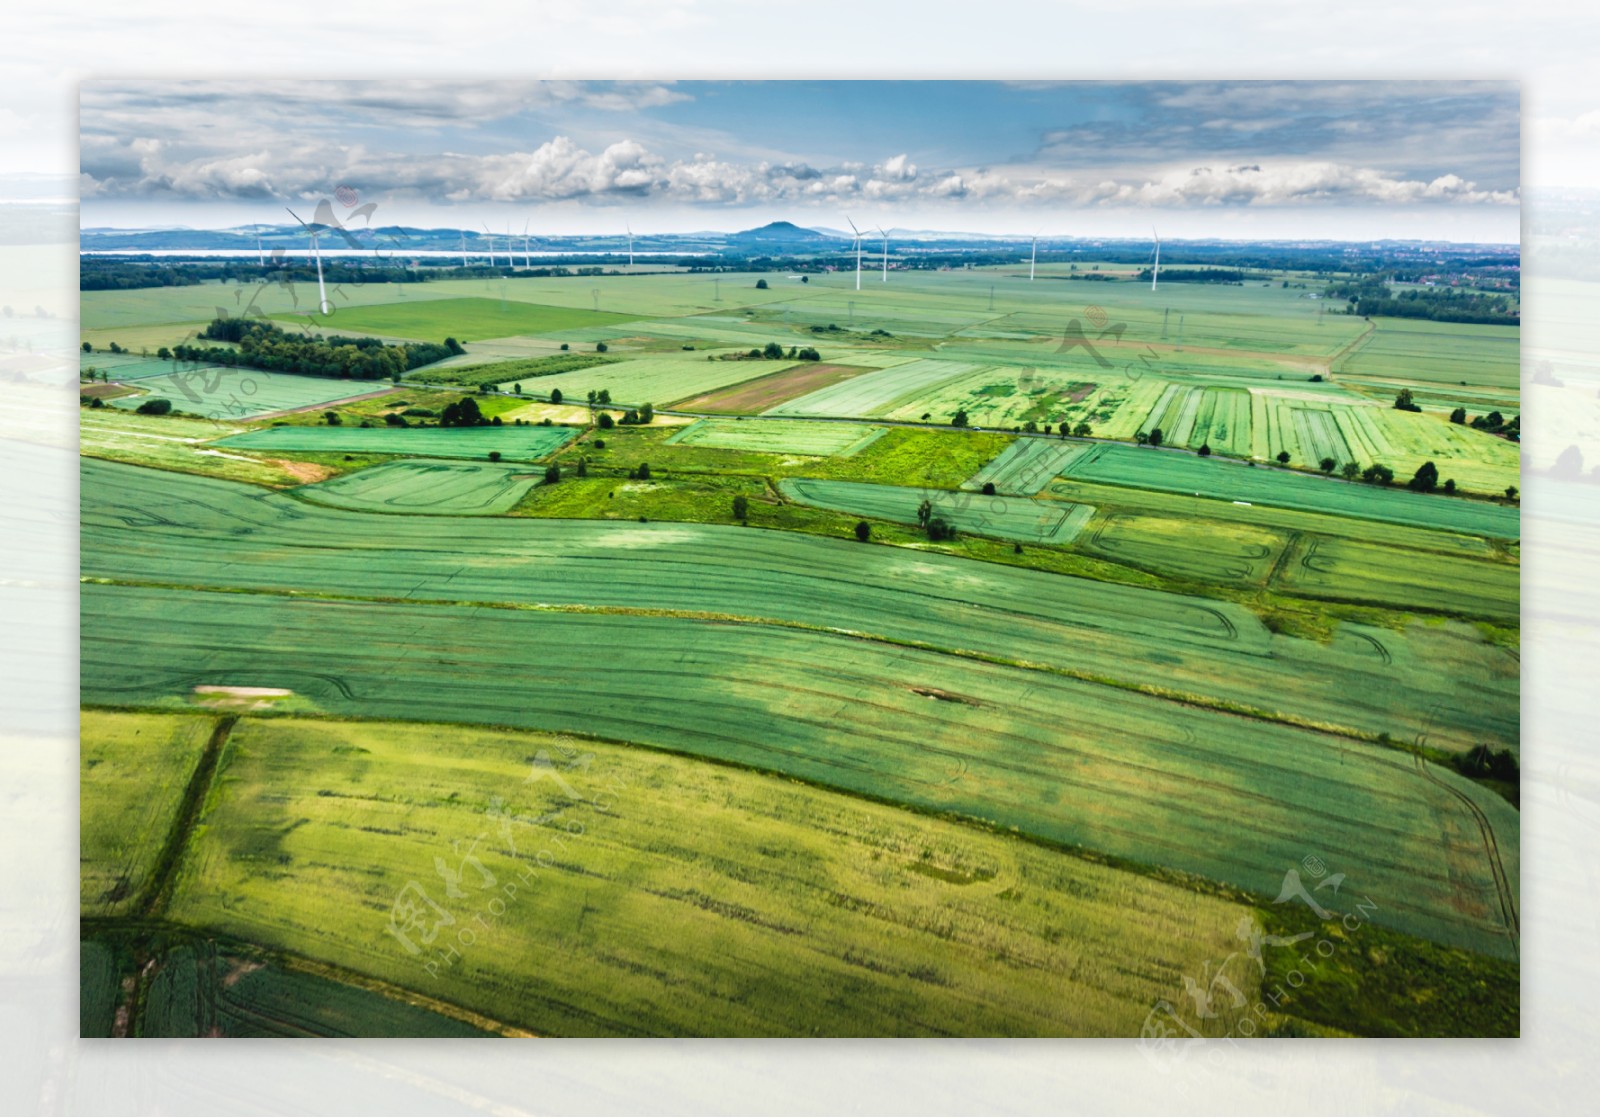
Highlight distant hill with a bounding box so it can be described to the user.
[728,221,838,245]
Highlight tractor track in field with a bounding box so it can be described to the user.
[136,714,236,919]
[1413,753,1519,955]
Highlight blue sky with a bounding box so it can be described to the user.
[80,80,1520,241]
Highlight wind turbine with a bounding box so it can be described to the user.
[875,226,889,282]
[459,231,468,268]
[625,222,634,268]
[257,233,265,267]
[846,217,864,291]
[483,223,499,268]
[286,208,332,316]
[521,218,532,269]
[1029,231,1039,281]
[1151,228,1161,292]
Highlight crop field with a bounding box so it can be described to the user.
[1337,318,1521,396]
[779,477,1095,544]
[1050,443,1521,537]
[1082,512,1284,586]
[499,352,803,405]
[82,582,1519,958]
[147,716,1264,1037]
[215,422,576,460]
[766,358,981,418]
[293,460,545,516]
[962,438,1092,495]
[80,710,213,917]
[665,417,886,456]
[109,367,395,420]
[274,296,639,343]
[81,259,1521,1038]
[83,461,1519,754]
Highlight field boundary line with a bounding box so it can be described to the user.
[136,714,236,919]
[1413,754,1520,955]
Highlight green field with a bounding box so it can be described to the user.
[1337,317,1521,396]
[80,408,312,487]
[1051,443,1520,537]
[83,459,1519,754]
[665,417,886,456]
[780,477,1095,544]
[1082,512,1284,586]
[293,459,545,516]
[495,351,806,406]
[81,580,1520,959]
[274,296,638,344]
[150,715,1268,1037]
[766,358,976,418]
[963,438,1093,495]
[215,423,576,460]
[1276,536,1520,621]
[109,366,394,420]
[80,710,212,917]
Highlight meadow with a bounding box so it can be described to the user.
[1336,317,1521,396]
[489,351,806,406]
[110,366,395,420]
[274,296,638,343]
[216,422,576,460]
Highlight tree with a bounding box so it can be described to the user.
[639,403,653,424]
[136,398,172,415]
[156,347,171,361]
[951,409,969,428]
[576,457,588,478]
[755,278,769,289]
[81,341,91,353]
[1408,460,1439,492]
[108,342,123,354]
[797,346,820,361]
[1319,456,1336,473]
[550,388,563,405]
[732,495,749,520]
[324,410,342,426]
[1198,444,1212,457]
[543,463,559,483]
[916,499,933,527]
[1443,478,1457,495]
[1393,388,1420,412]
[926,517,956,542]
[1073,422,1091,437]
[1361,463,1395,485]
[1341,461,1360,480]
[513,383,523,395]
[444,337,464,354]
[1449,406,1467,424]
[637,462,652,480]
[597,411,615,429]
[1148,427,1164,447]
[981,482,997,495]
[595,342,608,353]
[801,276,809,284]
[762,341,785,359]
[1505,486,1518,502]
[560,342,570,351]
[384,412,408,427]
[597,389,611,405]
[854,520,871,542]
[1276,450,1291,465]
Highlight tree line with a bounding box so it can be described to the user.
[162,317,463,381]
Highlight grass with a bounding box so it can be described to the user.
[271,296,638,344]
[411,351,616,388]
[80,408,320,486]
[293,459,546,516]
[214,422,577,461]
[80,710,214,917]
[779,477,1096,544]
[80,580,1520,958]
[766,357,979,418]
[1051,443,1521,537]
[963,438,1094,495]
[501,351,805,406]
[153,715,1264,1037]
[1336,317,1521,395]
[665,417,886,456]
[82,457,1521,756]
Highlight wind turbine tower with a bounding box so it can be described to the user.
[876,226,889,282]
[286,208,332,316]
[483,223,498,268]
[459,231,468,268]
[1151,228,1162,292]
[626,222,634,268]
[847,217,864,291]
[522,219,532,269]
[1030,233,1039,281]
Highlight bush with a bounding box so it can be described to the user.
[489,451,502,462]
[560,342,570,351]
[951,409,969,428]
[136,398,172,415]
[1198,444,1212,457]
[403,407,435,417]
[926,516,957,542]
[324,410,342,426]
[544,464,559,483]
[981,481,997,495]
[797,347,820,361]
[384,412,408,427]
[854,521,871,542]
[1319,456,1336,473]
[1393,388,1421,412]
[762,341,784,359]
[597,412,615,430]
[637,462,652,480]
[732,495,749,520]
[594,439,606,449]
[1408,461,1439,492]
[1361,463,1395,485]
[595,342,608,353]
[1341,461,1360,480]
[1276,450,1290,465]
[1148,428,1163,447]
[1450,406,1467,424]
[550,388,563,405]
[755,278,768,289]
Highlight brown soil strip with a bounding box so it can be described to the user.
[675,363,874,413]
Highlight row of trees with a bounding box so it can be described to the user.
[159,318,464,381]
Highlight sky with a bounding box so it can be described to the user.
[79,79,1521,243]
